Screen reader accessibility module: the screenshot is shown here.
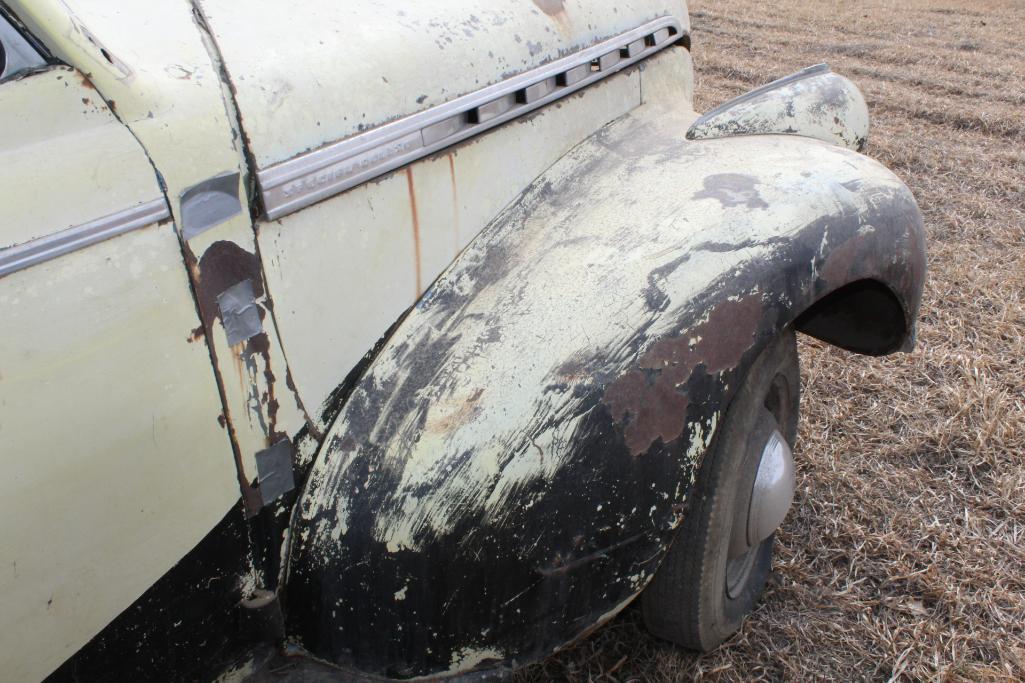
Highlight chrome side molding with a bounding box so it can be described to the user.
[257,16,686,221]
[0,199,170,278]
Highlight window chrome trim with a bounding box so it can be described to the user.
[0,199,171,278]
[257,16,686,221]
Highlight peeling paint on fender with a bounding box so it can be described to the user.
[285,101,925,678]
[604,294,762,456]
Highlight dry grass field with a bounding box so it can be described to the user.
[520,0,1025,680]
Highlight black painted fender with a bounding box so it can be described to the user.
[283,104,925,678]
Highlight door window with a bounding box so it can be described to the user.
[0,10,46,82]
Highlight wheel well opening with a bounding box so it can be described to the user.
[793,279,908,356]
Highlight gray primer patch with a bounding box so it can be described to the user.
[180,171,242,240]
[216,278,262,345]
[255,439,295,505]
[693,173,769,210]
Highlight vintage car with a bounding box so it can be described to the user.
[0,0,925,680]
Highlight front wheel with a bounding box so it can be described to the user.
[642,329,800,651]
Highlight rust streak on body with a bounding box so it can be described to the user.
[246,333,284,443]
[230,341,247,393]
[405,168,423,296]
[189,241,270,515]
[447,153,460,255]
[533,0,571,33]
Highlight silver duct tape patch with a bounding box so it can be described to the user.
[180,172,243,240]
[216,278,263,345]
[255,439,295,505]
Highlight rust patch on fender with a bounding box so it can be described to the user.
[603,374,690,456]
[693,173,769,210]
[76,72,96,90]
[819,234,863,287]
[603,294,764,455]
[426,387,486,434]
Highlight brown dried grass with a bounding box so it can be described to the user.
[518,1,1025,680]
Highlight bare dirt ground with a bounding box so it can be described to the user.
[520,0,1025,680]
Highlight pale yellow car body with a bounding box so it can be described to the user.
[0,2,695,679]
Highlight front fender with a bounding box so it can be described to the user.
[284,104,925,678]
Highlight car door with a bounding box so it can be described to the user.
[0,15,239,682]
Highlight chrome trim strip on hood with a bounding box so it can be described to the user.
[257,16,686,221]
[0,198,171,278]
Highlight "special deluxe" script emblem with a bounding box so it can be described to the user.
[280,131,425,199]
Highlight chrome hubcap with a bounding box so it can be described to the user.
[726,422,796,598]
[747,430,795,547]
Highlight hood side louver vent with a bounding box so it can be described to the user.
[257,17,686,220]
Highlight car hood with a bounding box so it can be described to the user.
[197,0,688,171]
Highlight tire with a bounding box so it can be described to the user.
[642,328,799,651]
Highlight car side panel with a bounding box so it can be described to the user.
[257,47,693,430]
[257,67,643,429]
[0,70,153,249]
[0,68,239,683]
[10,0,315,521]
